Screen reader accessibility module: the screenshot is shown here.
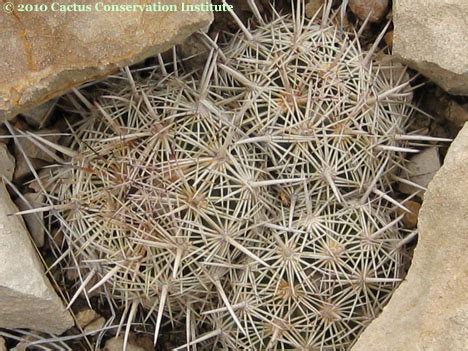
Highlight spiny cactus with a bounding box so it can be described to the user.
[214,2,417,210]
[29,64,277,343]
[203,195,408,350]
[22,1,449,350]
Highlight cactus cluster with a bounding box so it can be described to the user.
[33,1,434,350]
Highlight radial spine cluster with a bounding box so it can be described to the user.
[36,1,431,350]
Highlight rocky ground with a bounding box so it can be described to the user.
[0,0,467,350]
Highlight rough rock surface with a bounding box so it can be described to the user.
[0,182,73,334]
[15,192,45,248]
[0,0,213,120]
[399,147,441,195]
[21,99,58,129]
[353,123,468,351]
[0,144,15,181]
[13,129,61,180]
[393,0,468,95]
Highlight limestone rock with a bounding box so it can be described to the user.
[393,0,468,95]
[0,182,73,334]
[0,0,213,120]
[178,33,210,70]
[13,129,61,180]
[399,147,441,195]
[0,144,15,181]
[349,0,389,23]
[15,192,45,248]
[353,123,468,351]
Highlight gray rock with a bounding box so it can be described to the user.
[393,0,468,95]
[15,192,45,248]
[0,1,213,120]
[178,34,210,70]
[0,182,73,334]
[352,123,468,351]
[21,99,57,129]
[399,147,441,195]
[13,129,61,180]
[14,129,61,163]
[0,144,15,181]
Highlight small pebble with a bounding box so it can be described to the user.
[446,101,468,127]
[305,0,324,18]
[103,335,146,351]
[66,267,80,281]
[10,336,35,351]
[399,200,421,228]
[134,335,154,350]
[84,316,106,334]
[349,0,389,23]
[76,309,99,329]
[384,30,393,47]
[51,228,64,247]
[399,147,441,196]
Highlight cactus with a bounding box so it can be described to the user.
[46,66,284,344]
[25,1,448,350]
[214,1,418,210]
[203,195,408,350]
